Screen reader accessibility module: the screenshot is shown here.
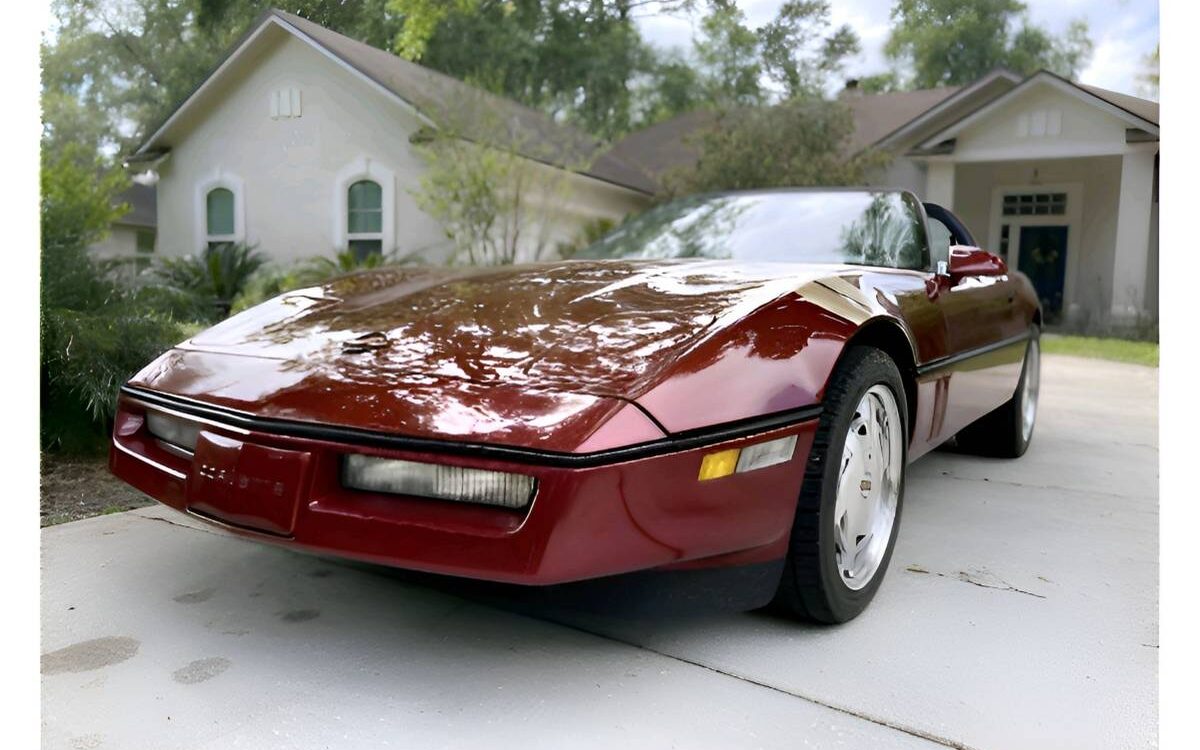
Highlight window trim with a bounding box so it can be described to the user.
[346,179,384,255]
[333,157,394,254]
[194,171,245,253]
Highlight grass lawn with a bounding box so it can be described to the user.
[1042,334,1159,367]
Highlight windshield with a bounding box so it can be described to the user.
[577,191,929,269]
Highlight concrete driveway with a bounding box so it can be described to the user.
[41,355,1158,750]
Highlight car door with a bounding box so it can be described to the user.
[922,203,1028,439]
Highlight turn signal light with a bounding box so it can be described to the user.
[698,448,741,480]
[698,435,798,481]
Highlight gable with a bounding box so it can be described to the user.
[134,10,654,195]
[914,74,1158,162]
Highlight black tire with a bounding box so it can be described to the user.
[772,346,908,624]
[953,329,1041,459]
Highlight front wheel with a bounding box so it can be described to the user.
[772,346,907,623]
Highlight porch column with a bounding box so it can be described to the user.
[1110,147,1156,320]
[925,160,955,208]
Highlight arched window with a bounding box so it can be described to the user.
[347,180,383,260]
[206,187,236,251]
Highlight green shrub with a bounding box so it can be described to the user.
[155,243,268,320]
[230,249,400,313]
[40,146,197,453]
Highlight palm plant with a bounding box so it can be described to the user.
[156,243,268,319]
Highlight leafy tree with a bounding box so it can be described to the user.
[42,0,399,156]
[856,71,902,94]
[883,0,1092,88]
[635,51,704,126]
[40,145,197,453]
[1139,44,1159,98]
[690,0,859,106]
[389,0,660,140]
[40,144,129,258]
[411,98,577,266]
[693,2,764,105]
[663,99,889,195]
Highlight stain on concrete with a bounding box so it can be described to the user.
[42,636,139,675]
[280,608,320,623]
[308,568,334,578]
[172,657,231,685]
[173,588,216,604]
[69,733,104,749]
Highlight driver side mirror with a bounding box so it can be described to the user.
[941,246,1007,281]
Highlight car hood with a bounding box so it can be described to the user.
[131,260,847,450]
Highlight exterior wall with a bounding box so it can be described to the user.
[154,29,647,265]
[869,158,926,196]
[87,224,143,258]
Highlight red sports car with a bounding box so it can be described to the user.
[110,189,1041,622]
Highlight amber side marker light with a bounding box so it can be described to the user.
[698,434,798,481]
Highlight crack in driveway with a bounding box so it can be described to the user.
[905,564,1047,599]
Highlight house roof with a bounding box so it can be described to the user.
[914,70,1160,150]
[605,86,972,186]
[133,9,656,195]
[840,86,962,152]
[114,182,156,228]
[1077,82,1158,126]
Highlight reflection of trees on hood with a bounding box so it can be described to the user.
[838,195,922,268]
[581,196,751,260]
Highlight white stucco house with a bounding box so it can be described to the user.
[122,7,1157,330]
[612,69,1160,329]
[124,9,655,266]
[87,182,156,258]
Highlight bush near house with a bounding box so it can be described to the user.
[40,147,201,454]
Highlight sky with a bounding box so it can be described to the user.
[634,0,1160,99]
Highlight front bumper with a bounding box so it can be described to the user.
[110,390,819,585]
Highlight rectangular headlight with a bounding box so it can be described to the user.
[145,411,202,452]
[735,434,798,473]
[342,455,535,509]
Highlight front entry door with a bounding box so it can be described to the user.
[1017,225,1068,320]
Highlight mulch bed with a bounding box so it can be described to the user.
[40,454,153,527]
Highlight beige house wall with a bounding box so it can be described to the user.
[153,29,648,266]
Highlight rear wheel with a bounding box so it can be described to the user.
[953,329,1040,458]
[773,346,907,623]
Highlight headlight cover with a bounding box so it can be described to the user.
[145,411,202,452]
[342,455,536,510]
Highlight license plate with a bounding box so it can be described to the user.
[186,432,311,536]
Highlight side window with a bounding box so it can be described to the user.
[927,217,953,268]
[205,187,236,251]
[347,180,383,261]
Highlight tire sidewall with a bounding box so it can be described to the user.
[1013,330,1041,456]
[815,352,909,622]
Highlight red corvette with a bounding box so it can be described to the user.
[110,189,1041,622]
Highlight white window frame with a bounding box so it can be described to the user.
[333,157,395,253]
[195,171,245,253]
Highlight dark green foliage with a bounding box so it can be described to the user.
[664,99,890,196]
[40,145,199,453]
[155,243,269,319]
[884,0,1092,88]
